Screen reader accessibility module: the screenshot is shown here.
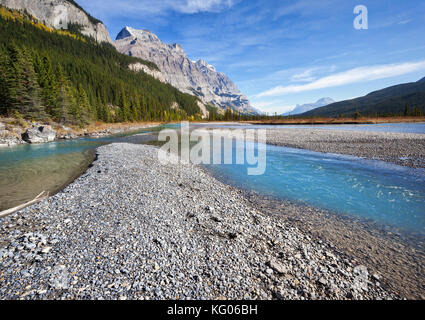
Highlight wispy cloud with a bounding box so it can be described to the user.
[290,68,317,82]
[173,0,235,14]
[256,60,425,97]
[398,19,412,25]
[290,66,336,83]
[78,0,235,17]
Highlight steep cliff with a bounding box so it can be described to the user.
[0,0,112,43]
[115,27,257,114]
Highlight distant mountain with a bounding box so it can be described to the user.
[114,27,258,115]
[301,78,425,117]
[283,97,334,116]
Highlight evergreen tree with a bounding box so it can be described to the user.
[0,6,203,124]
[354,109,361,120]
[404,103,409,116]
[34,54,59,117]
[6,45,45,119]
[76,85,92,126]
[53,66,74,123]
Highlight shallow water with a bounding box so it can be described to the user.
[205,142,425,235]
[0,128,160,211]
[0,123,424,237]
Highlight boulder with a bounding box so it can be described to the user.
[22,125,56,144]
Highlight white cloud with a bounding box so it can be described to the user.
[78,0,235,17]
[398,19,412,25]
[256,60,425,97]
[176,0,234,13]
[291,68,319,82]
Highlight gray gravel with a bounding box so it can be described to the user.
[0,143,397,300]
[262,128,425,168]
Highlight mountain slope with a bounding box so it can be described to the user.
[0,6,203,125]
[0,0,112,43]
[114,27,257,114]
[302,78,425,117]
[283,97,334,116]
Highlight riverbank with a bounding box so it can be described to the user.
[198,126,425,168]
[0,143,396,300]
[263,128,425,168]
[245,117,425,125]
[0,117,162,147]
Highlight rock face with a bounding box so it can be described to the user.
[128,63,166,83]
[114,27,257,114]
[0,0,112,43]
[22,125,56,144]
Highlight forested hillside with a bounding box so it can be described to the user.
[301,78,425,118]
[0,6,202,127]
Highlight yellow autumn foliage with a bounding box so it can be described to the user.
[0,6,85,42]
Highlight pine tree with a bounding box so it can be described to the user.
[0,47,9,115]
[14,46,45,119]
[118,84,131,122]
[34,54,59,117]
[53,66,74,123]
[404,103,409,116]
[354,109,361,120]
[76,85,91,126]
[1,44,20,116]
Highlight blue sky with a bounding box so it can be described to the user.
[77,0,425,114]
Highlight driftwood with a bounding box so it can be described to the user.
[0,191,49,218]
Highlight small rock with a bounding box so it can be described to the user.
[41,247,52,254]
[267,259,287,274]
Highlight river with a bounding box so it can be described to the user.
[0,122,424,237]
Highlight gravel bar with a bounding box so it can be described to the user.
[0,143,397,300]
[262,128,425,168]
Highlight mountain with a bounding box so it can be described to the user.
[0,5,204,125]
[114,27,258,115]
[301,78,425,117]
[283,97,334,116]
[0,0,112,43]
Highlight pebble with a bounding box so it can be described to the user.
[0,143,397,300]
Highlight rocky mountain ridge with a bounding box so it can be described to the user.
[115,26,257,114]
[0,0,112,43]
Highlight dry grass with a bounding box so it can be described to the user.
[52,121,163,136]
[1,117,163,139]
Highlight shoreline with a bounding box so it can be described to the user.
[263,128,425,168]
[243,118,425,125]
[201,162,425,299]
[198,126,425,168]
[230,189,425,299]
[0,118,163,147]
[0,143,399,300]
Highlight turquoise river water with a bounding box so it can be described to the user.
[0,123,424,236]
